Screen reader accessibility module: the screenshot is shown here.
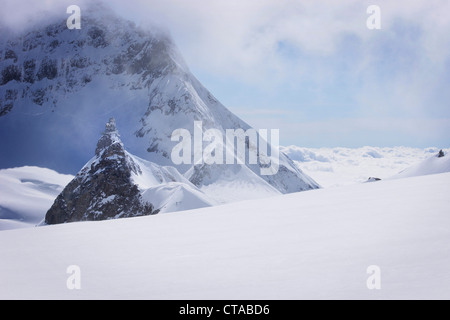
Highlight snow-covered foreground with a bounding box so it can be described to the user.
[1,172,449,300]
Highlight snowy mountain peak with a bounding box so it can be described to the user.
[0,2,319,203]
[45,119,158,224]
[95,117,121,156]
[105,117,118,134]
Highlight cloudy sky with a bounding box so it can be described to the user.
[3,0,450,148]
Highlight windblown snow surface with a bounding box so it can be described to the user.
[0,172,449,299]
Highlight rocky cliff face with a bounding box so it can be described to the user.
[0,3,178,115]
[45,118,158,224]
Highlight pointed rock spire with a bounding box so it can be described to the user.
[45,119,157,225]
[95,118,121,156]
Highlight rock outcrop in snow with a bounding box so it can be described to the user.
[45,118,158,224]
[45,118,216,224]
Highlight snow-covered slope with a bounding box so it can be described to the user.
[185,163,281,203]
[1,172,449,299]
[128,152,195,191]
[390,150,450,179]
[142,183,215,214]
[130,153,218,212]
[0,167,73,230]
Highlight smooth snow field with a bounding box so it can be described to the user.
[1,172,449,300]
[0,167,73,230]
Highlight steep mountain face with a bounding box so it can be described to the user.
[0,3,180,172]
[45,118,158,224]
[0,2,319,202]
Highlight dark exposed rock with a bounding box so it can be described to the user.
[5,89,18,101]
[23,59,36,83]
[4,49,18,62]
[32,89,46,105]
[2,89,18,112]
[87,26,108,48]
[45,118,158,225]
[111,55,125,75]
[36,58,58,80]
[70,56,90,69]
[1,65,21,85]
[437,150,445,158]
[22,35,43,51]
[45,24,64,37]
[82,75,92,84]
[49,39,59,50]
[0,102,13,117]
